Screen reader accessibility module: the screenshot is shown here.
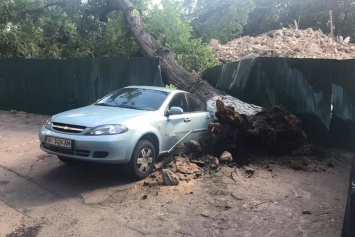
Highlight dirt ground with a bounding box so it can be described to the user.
[0,110,353,237]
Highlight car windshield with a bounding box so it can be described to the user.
[95,88,170,111]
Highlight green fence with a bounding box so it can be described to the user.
[202,57,355,148]
[0,57,163,114]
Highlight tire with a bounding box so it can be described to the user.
[125,140,156,180]
[57,156,78,165]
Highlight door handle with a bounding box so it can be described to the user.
[184,118,191,122]
[205,115,211,119]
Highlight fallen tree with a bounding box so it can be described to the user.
[104,0,308,155]
[108,0,218,100]
[104,0,262,116]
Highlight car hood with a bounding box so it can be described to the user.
[52,105,154,127]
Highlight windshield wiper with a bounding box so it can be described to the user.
[95,103,116,107]
[117,104,142,110]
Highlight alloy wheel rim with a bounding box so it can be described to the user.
[136,148,153,174]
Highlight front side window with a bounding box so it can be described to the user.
[168,93,188,112]
[187,94,205,112]
[95,88,169,111]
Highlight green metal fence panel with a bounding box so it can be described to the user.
[0,57,163,114]
[331,60,355,121]
[202,57,355,148]
[202,57,355,127]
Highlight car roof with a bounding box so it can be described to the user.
[124,85,186,94]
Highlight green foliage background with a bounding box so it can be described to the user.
[144,0,218,72]
[1,0,355,72]
[243,0,355,40]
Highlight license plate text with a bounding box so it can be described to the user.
[45,136,72,149]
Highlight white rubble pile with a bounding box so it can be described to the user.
[210,28,355,63]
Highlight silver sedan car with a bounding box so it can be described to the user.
[39,86,211,179]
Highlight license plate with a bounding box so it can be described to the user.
[45,136,72,149]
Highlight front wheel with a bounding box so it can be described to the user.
[125,140,156,180]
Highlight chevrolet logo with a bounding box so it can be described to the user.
[63,126,69,130]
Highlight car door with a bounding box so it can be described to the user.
[185,93,211,140]
[162,93,193,152]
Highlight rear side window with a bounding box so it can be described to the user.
[187,94,205,112]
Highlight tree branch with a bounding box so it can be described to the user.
[3,0,12,17]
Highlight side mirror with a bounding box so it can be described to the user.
[166,106,183,116]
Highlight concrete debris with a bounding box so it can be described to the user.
[219,151,233,163]
[211,28,355,63]
[175,156,201,174]
[183,140,202,159]
[161,169,180,186]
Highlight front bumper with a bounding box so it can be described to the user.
[38,126,136,164]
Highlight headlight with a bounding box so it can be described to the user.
[44,118,52,129]
[85,125,128,135]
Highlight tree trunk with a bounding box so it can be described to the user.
[106,0,262,116]
[108,0,221,102]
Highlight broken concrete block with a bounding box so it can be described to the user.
[219,151,233,163]
[161,169,179,186]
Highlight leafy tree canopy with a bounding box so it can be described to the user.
[0,0,219,72]
[0,0,138,58]
[243,0,355,41]
[144,0,218,72]
[2,0,355,73]
[180,0,255,44]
